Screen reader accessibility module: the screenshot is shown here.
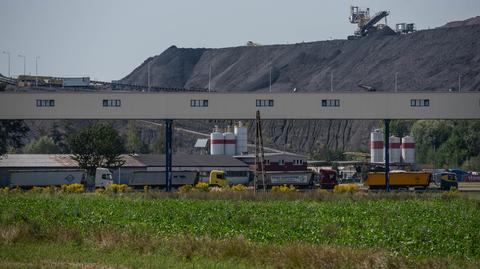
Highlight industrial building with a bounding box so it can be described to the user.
[234,152,312,185]
[0,154,250,186]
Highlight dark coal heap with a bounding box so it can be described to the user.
[122,19,480,93]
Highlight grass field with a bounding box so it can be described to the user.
[0,191,479,268]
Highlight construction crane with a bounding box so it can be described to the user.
[348,6,390,39]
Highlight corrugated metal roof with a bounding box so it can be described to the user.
[0,154,78,167]
[0,154,247,168]
[0,154,146,168]
[194,138,209,148]
[234,152,307,158]
[134,153,248,167]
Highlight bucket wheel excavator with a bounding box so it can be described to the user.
[348,6,390,40]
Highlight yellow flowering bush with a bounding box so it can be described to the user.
[106,184,131,193]
[194,182,210,192]
[61,183,85,193]
[31,186,52,193]
[95,188,105,194]
[231,184,247,191]
[0,187,9,193]
[179,184,193,193]
[271,185,296,192]
[333,184,359,193]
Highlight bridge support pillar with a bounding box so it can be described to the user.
[165,119,173,192]
[384,119,390,192]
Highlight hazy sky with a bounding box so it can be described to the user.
[1,0,479,81]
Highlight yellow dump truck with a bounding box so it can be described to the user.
[364,171,431,189]
[208,170,228,187]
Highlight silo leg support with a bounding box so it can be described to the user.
[384,119,390,192]
[165,119,173,192]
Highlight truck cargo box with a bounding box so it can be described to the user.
[130,171,197,187]
[9,169,85,187]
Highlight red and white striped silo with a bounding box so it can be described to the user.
[223,126,236,156]
[370,130,384,163]
[210,126,225,155]
[389,136,401,163]
[401,136,415,163]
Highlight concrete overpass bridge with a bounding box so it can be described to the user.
[1,91,479,191]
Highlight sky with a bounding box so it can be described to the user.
[1,0,479,81]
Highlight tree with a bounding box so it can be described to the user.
[125,120,149,154]
[411,120,453,165]
[50,121,74,153]
[69,124,125,187]
[152,125,165,154]
[0,120,30,156]
[24,136,60,154]
[389,120,414,138]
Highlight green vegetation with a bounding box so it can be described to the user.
[24,136,60,154]
[411,120,480,170]
[0,192,479,268]
[0,120,30,156]
[126,120,149,154]
[68,123,125,177]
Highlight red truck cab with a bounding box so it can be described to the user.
[319,169,339,189]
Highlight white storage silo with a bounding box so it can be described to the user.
[401,136,415,163]
[389,136,401,163]
[234,121,248,155]
[210,126,225,155]
[223,126,236,156]
[370,130,384,163]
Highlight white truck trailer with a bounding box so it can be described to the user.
[8,167,113,188]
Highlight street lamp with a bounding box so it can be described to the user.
[35,56,40,87]
[18,54,26,75]
[147,61,151,91]
[394,72,398,92]
[330,71,334,92]
[2,51,10,77]
[208,64,212,92]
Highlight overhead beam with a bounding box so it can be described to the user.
[0,92,479,120]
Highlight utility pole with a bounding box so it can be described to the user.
[18,54,26,75]
[394,72,398,92]
[208,64,212,92]
[254,110,266,194]
[35,56,40,87]
[330,72,334,92]
[384,119,391,192]
[147,61,151,91]
[2,51,10,77]
[458,74,461,92]
[269,67,272,93]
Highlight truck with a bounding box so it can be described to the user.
[7,167,113,188]
[256,171,314,188]
[434,172,458,190]
[316,169,339,189]
[129,170,228,188]
[364,171,431,189]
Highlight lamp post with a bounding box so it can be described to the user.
[208,64,212,92]
[2,51,10,77]
[330,72,334,92]
[147,61,151,91]
[395,72,398,92]
[269,66,272,93]
[35,56,40,87]
[458,74,461,92]
[18,54,26,75]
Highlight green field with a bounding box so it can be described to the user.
[0,192,479,268]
